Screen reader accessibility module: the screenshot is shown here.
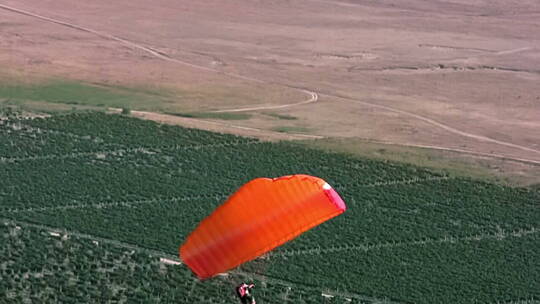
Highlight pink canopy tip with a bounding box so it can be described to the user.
[323,183,346,212]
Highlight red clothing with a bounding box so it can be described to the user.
[237,284,255,304]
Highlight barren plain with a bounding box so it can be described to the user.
[0,0,539,183]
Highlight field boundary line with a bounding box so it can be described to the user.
[0,4,318,113]
[211,90,318,113]
[1,218,179,260]
[0,140,259,163]
[273,226,539,258]
[1,194,229,214]
[496,47,532,56]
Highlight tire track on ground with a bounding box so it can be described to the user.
[272,226,539,258]
[211,90,318,113]
[418,43,497,53]
[358,139,540,166]
[495,47,533,55]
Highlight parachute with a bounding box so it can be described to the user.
[179,174,347,279]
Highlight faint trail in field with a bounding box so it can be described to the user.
[325,93,540,157]
[0,140,259,164]
[0,4,217,74]
[211,90,318,113]
[304,0,368,8]
[1,194,228,214]
[272,226,539,258]
[1,218,179,260]
[418,43,497,53]
[358,139,540,166]
[496,47,532,55]
[0,3,318,112]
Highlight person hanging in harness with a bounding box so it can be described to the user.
[236,283,256,304]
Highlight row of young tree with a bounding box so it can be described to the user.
[3,112,539,303]
[2,221,365,304]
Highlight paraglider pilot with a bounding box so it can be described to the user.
[236,283,256,304]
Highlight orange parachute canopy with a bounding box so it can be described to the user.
[179,174,346,279]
